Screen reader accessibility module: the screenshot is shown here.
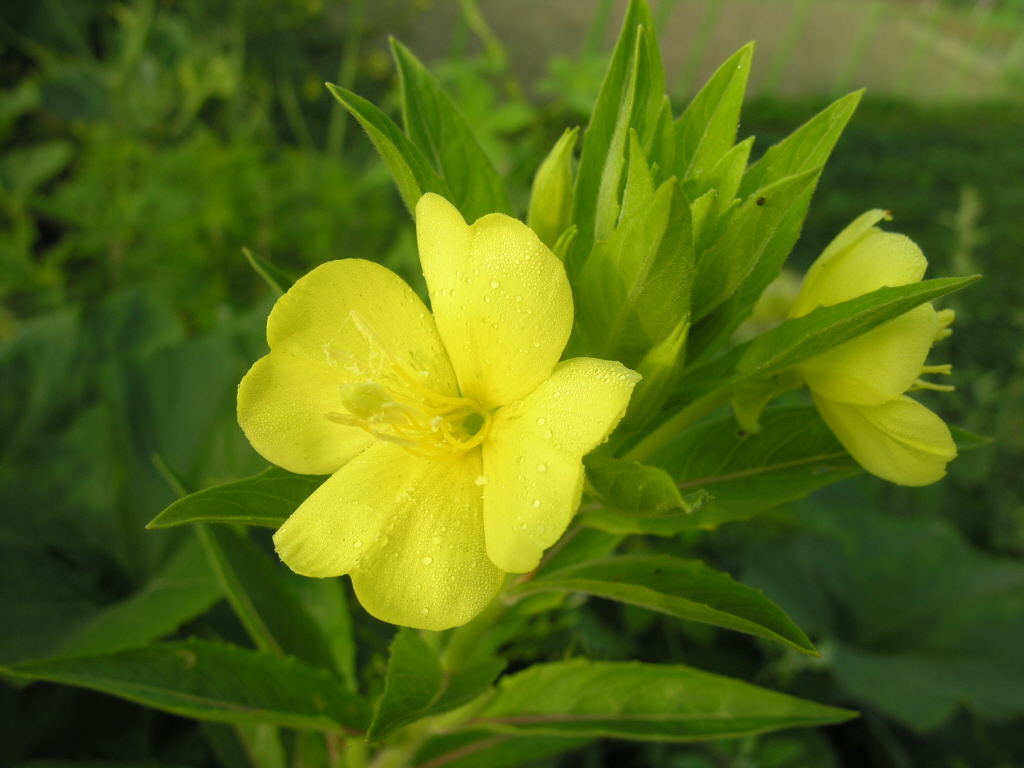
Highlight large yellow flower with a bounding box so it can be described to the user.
[237,193,640,630]
[790,210,957,486]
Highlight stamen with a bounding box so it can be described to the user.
[909,378,955,393]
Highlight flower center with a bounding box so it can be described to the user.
[322,312,491,461]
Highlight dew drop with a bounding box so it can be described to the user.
[484,295,491,303]
[422,556,433,565]
[544,429,552,440]
[475,476,489,486]
[490,279,500,288]
[353,541,362,548]
[553,391,561,399]
[537,464,547,473]
[521,523,529,530]
[441,289,448,296]
[421,608,429,615]
[515,295,523,302]
[536,417,545,425]
[532,499,541,507]
[466,277,473,284]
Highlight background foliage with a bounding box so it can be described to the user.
[2,1,1023,767]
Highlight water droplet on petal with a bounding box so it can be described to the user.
[515,295,523,302]
[421,608,429,614]
[537,464,547,473]
[422,556,433,565]
[490,279,500,288]
[544,429,552,440]
[353,541,362,548]
[536,417,545,425]
[533,499,541,507]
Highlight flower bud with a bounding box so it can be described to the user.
[527,127,578,248]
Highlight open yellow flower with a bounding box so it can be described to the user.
[237,193,640,630]
[790,210,957,486]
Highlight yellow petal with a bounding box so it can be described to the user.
[266,259,458,397]
[273,442,504,630]
[814,393,957,487]
[791,231,927,318]
[238,352,374,475]
[416,193,574,409]
[798,303,939,406]
[481,358,641,573]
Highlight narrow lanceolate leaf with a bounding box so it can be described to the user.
[675,276,980,407]
[326,83,452,217]
[148,466,328,529]
[368,629,505,741]
[57,538,222,657]
[390,39,512,222]
[690,167,821,321]
[689,91,865,361]
[569,0,661,277]
[674,43,753,188]
[581,407,858,536]
[196,525,338,674]
[738,91,862,200]
[413,730,589,768]
[474,659,856,740]
[576,169,693,367]
[516,555,815,654]
[3,640,371,732]
[584,456,689,517]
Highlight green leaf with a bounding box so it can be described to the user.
[326,83,452,217]
[412,730,588,768]
[576,171,693,366]
[584,455,689,517]
[368,629,505,741]
[674,44,753,186]
[2,639,370,732]
[242,248,294,296]
[742,504,1024,731]
[569,0,660,277]
[738,90,862,201]
[474,659,855,740]
[690,167,821,321]
[515,554,815,654]
[0,140,73,197]
[536,527,624,576]
[675,276,980,406]
[582,407,858,536]
[196,525,337,673]
[56,538,223,657]
[148,466,328,530]
[390,39,512,222]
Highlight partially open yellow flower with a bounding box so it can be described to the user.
[237,193,640,630]
[790,210,957,486]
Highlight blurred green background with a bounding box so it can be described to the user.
[2,1,1023,767]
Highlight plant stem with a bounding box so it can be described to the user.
[440,574,514,670]
[623,387,732,463]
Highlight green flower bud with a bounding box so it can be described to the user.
[527,127,578,248]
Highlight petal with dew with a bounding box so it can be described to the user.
[273,442,503,630]
[798,303,939,406]
[416,193,574,409]
[814,393,957,487]
[481,358,641,573]
[266,259,458,397]
[238,352,374,475]
[791,231,928,318]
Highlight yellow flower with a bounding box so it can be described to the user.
[790,210,957,486]
[237,193,640,630]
